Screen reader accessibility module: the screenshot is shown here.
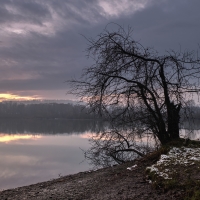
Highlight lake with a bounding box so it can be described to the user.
[0,119,101,190]
[0,119,199,190]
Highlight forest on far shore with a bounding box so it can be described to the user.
[0,101,97,119]
[0,101,200,122]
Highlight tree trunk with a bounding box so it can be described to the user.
[156,121,170,145]
[157,130,170,145]
[168,103,181,140]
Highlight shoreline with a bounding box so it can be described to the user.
[0,158,184,200]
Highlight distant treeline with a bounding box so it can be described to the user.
[0,102,98,119]
[0,101,200,122]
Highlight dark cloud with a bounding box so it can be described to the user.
[0,0,199,99]
[115,0,200,52]
[0,0,51,25]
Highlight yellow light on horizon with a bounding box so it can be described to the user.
[0,93,39,102]
[0,134,42,143]
[80,132,93,139]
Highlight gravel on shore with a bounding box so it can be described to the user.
[0,158,184,200]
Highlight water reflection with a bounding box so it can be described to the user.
[1,119,200,190]
[0,119,100,190]
[180,120,200,140]
[180,129,200,140]
[0,119,103,134]
[0,135,42,143]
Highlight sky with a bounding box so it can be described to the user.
[0,0,199,101]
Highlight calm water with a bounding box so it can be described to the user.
[0,119,100,190]
[0,119,199,190]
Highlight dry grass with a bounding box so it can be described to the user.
[145,139,200,200]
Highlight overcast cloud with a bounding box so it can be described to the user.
[0,0,199,100]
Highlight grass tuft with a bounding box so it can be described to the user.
[145,139,200,199]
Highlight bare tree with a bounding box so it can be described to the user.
[70,25,200,166]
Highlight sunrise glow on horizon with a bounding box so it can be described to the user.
[0,93,40,102]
